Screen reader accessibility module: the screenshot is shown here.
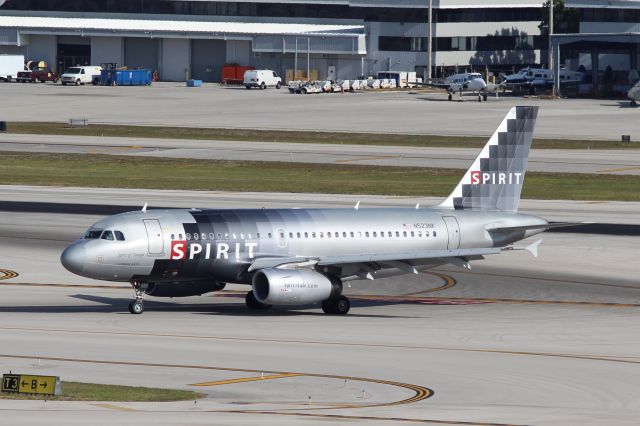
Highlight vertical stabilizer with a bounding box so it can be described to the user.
[438,106,538,212]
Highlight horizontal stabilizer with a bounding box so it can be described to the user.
[488,222,592,234]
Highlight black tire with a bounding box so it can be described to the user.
[62,82,67,86]
[245,291,271,310]
[245,85,251,89]
[53,78,58,83]
[6,76,11,82]
[478,95,482,102]
[448,93,452,101]
[483,93,488,101]
[631,100,637,107]
[322,296,350,315]
[129,300,144,314]
[75,79,81,86]
[275,81,281,89]
[260,82,266,90]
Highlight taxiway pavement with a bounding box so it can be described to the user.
[1,82,639,140]
[2,133,639,175]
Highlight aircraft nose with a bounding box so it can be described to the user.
[61,244,86,275]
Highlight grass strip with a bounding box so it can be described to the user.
[7,122,637,150]
[0,381,203,401]
[1,152,638,201]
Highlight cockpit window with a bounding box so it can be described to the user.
[114,231,125,241]
[84,229,103,239]
[100,230,115,240]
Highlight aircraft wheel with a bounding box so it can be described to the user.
[245,291,271,310]
[483,93,488,101]
[322,296,350,315]
[128,300,144,314]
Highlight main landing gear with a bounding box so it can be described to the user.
[128,281,146,314]
[321,276,350,315]
[321,296,350,315]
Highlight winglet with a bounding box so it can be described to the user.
[526,239,542,258]
[142,203,148,213]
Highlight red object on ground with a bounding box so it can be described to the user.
[221,65,255,84]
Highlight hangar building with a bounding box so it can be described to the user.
[0,0,546,82]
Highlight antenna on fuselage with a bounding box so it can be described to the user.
[142,203,147,213]
[354,201,360,210]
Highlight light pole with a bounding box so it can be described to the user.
[548,0,555,95]
[427,0,432,79]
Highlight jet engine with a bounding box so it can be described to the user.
[143,281,226,298]
[252,268,341,305]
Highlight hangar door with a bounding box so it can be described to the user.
[191,39,226,82]
[124,38,159,71]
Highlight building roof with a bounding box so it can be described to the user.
[565,0,640,8]
[0,15,364,37]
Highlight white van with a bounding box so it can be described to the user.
[61,66,102,86]
[243,69,282,89]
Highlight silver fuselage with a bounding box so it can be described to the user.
[61,207,546,285]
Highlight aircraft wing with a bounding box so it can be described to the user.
[247,247,502,272]
[316,247,500,266]
[487,222,591,234]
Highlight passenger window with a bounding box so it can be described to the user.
[372,232,376,237]
[433,231,437,237]
[411,231,415,237]
[395,231,400,237]
[380,231,384,237]
[342,232,347,238]
[268,233,272,238]
[101,230,114,241]
[257,232,261,238]
[279,232,284,238]
[201,233,206,240]
[425,231,429,237]
[403,231,407,237]
[81,69,85,74]
[224,233,229,239]
[194,233,199,240]
[418,231,422,237]
[350,232,354,238]
[335,232,339,238]
[312,232,316,238]
[388,231,392,237]
[297,232,301,238]
[210,233,215,240]
[365,232,369,238]
[289,232,293,238]
[327,232,331,238]
[304,232,308,238]
[171,234,175,240]
[217,233,222,239]
[186,233,191,240]
[179,234,183,239]
[114,231,125,241]
[320,232,324,238]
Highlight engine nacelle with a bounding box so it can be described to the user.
[143,281,225,298]
[252,269,340,305]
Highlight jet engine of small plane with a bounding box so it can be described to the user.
[251,268,342,305]
[144,281,226,298]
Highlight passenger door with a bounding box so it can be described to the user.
[442,216,460,250]
[143,219,164,255]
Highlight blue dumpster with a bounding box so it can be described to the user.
[100,69,152,86]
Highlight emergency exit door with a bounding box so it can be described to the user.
[143,219,164,255]
[442,216,460,250]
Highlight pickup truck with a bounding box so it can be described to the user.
[17,61,59,83]
[16,68,59,83]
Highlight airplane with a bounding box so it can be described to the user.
[420,72,489,102]
[628,80,640,106]
[61,106,574,316]
[499,67,585,95]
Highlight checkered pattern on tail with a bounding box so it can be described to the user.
[438,106,538,213]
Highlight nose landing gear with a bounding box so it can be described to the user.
[128,281,147,314]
